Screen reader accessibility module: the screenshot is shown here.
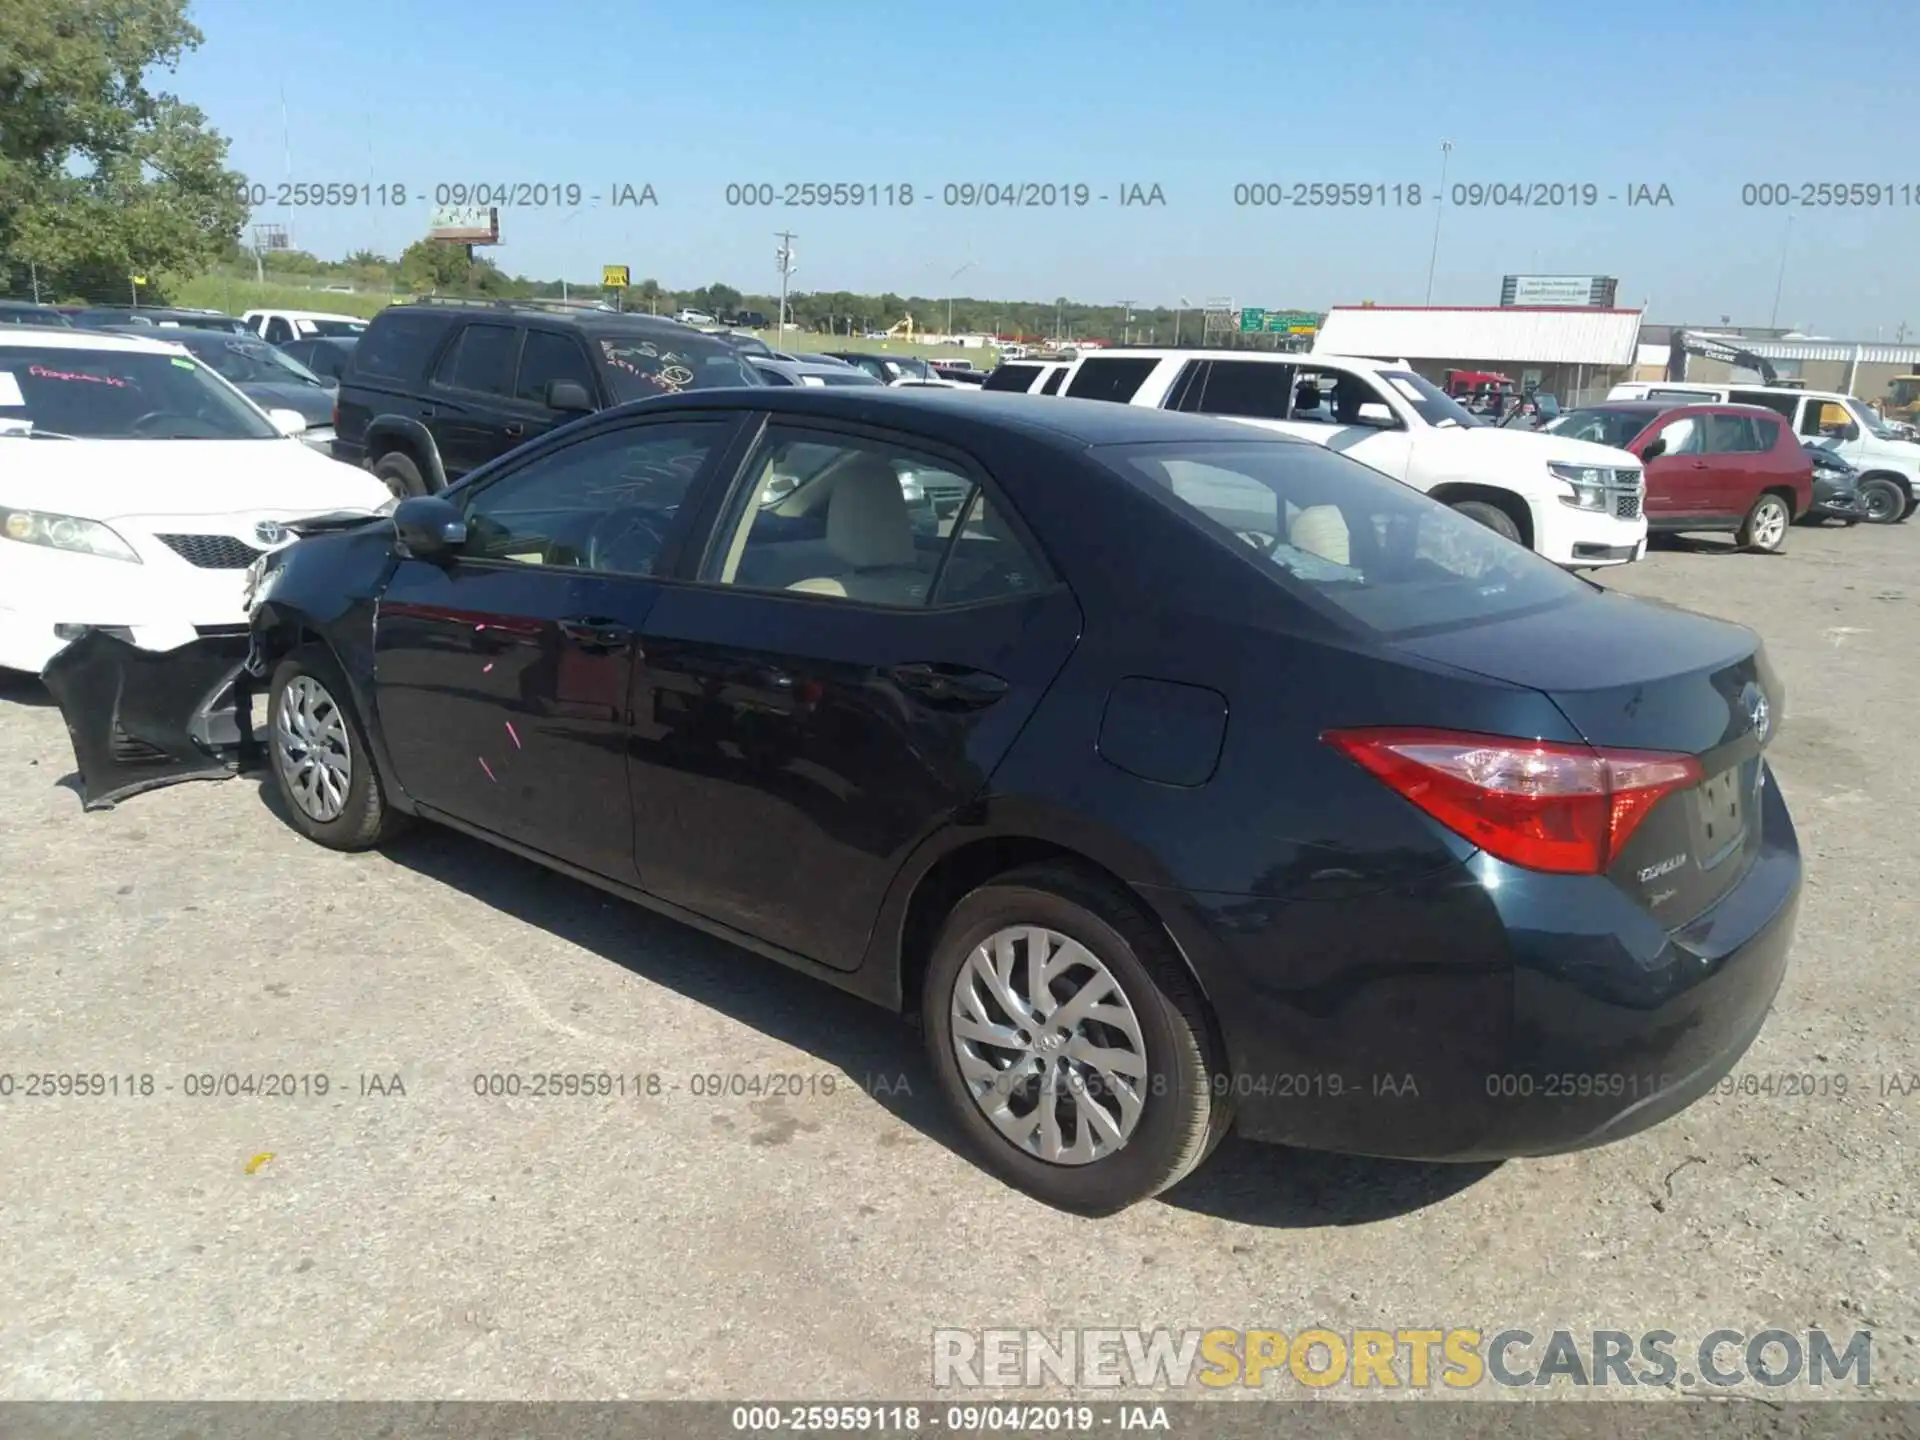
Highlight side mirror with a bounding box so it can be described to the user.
[267,407,308,436]
[1842,423,1861,441]
[1640,438,1667,461]
[545,379,594,413]
[1355,401,1396,426]
[392,495,467,561]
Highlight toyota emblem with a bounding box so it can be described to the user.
[254,521,288,546]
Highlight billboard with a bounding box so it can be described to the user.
[429,205,500,244]
[1500,274,1618,307]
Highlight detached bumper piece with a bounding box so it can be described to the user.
[42,631,257,811]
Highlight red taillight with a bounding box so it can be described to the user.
[1323,727,1703,875]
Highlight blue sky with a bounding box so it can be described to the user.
[174,0,1914,335]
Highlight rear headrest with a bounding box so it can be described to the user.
[827,457,917,569]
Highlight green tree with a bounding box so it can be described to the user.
[0,0,245,298]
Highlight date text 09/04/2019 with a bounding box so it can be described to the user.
[1232,181,1675,208]
[722,182,1166,208]
[235,182,658,209]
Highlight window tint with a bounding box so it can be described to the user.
[1093,440,1591,637]
[1752,415,1782,449]
[458,422,723,575]
[1064,356,1158,403]
[1731,389,1797,420]
[1704,413,1762,453]
[933,489,1048,605]
[983,363,1040,392]
[1197,361,1293,419]
[516,330,597,403]
[434,323,520,395]
[1038,366,1068,396]
[1653,413,1704,455]
[264,317,293,344]
[1288,367,1393,426]
[353,311,450,381]
[701,427,978,606]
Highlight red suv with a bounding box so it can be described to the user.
[1548,401,1813,552]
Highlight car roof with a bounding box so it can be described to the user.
[1580,399,1784,415]
[637,386,1312,448]
[1071,347,1389,371]
[0,327,182,354]
[246,308,364,321]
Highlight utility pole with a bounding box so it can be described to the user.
[1768,215,1792,329]
[775,232,797,345]
[1117,300,1134,345]
[1424,140,1453,305]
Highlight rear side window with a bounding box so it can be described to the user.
[1196,360,1293,419]
[434,323,520,395]
[1065,356,1158,403]
[1038,366,1068,396]
[983,363,1040,392]
[1753,416,1782,448]
[1093,439,1591,637]
[1704,413,1762,453]
[351,312,451,382]
[1730,389,1797,420]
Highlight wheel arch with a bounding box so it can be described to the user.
[1425,481,1536,548]
[364,416,449,492]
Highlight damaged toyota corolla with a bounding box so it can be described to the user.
[41,388,1802,1215]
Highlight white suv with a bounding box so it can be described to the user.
[1608,380,1919,524]
[1053,349,1648,567]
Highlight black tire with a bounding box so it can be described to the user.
[1450,499,1523,543]
[372,450,427,501]
[921,862,1229,1214]
[1859,477,1905,525]
[266,644,408,851]
[1736,491,1791,553]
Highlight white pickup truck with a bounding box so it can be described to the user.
[1053,349,1649,567]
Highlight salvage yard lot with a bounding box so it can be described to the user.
[0,523,1916,1400]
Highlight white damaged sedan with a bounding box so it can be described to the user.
[0,328,392,674]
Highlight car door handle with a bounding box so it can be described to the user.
[1692,460,1709,468]
[558,616,636,652]
[889,662,1009,708]
[503,421,524,438]
[419,405,437,419]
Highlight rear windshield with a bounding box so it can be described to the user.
[1550,407,1656,448]
[596,334,763,399]
[1092,440,1590,636]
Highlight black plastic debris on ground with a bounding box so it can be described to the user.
[41,630,256,811]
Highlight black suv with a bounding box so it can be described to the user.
[332,298,764,496]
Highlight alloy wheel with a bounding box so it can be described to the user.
[1752,497,1788,549]
[949,926,1149,1165]
[274,674,352,822]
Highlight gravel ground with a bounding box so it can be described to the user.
[0,519,1914,1407]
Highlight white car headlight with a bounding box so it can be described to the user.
[0,507,141,562]
[1548,461,1610,511]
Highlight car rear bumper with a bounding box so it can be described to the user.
[1140,768,1800,1160]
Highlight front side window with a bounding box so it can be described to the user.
[515,330,598,404]
[1550,408,1656,449]
[1287,367,1401,427]
[457,422,725,575]
[0,345,280,439]
[1093,439,1590,637]
[1651,413,1705,456]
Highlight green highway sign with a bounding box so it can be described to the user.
[1238,307,1266,333]
[1266,311,1317,333]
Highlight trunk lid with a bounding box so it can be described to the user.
[1390,590,1779,927]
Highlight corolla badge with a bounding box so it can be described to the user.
[1743,683,1771,744]
[253,521,289,546]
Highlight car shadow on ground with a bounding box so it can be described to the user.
[248,780,1492,1227]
